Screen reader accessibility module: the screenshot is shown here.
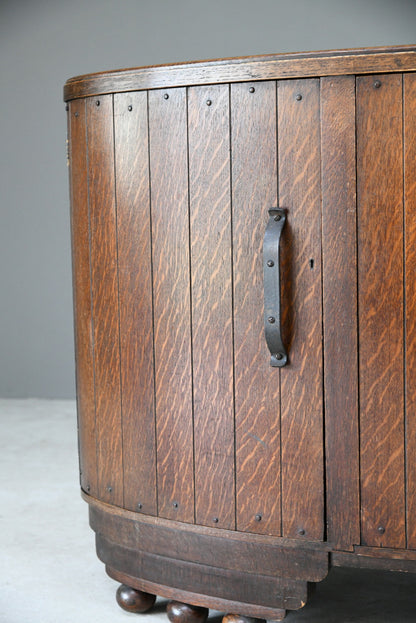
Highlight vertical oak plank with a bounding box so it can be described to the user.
[86,95,124,507]
[404,73,416,549]
[231,81,282,535]
[278,79,324,541]
[357,74,405,548]
[148,88,194,523]
[188,84,235,530]
[114,92,157,515]
[321,76,360,550]
[69,99,98,497]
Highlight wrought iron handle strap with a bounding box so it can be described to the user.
[263,208,288,367]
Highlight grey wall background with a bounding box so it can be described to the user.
[1,0,415,399]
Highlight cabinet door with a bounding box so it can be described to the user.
[69,82,327,539]
[231,79,326,540]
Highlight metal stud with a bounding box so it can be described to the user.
[378,525,385,534]
[374,80,382,89]
[164,93,169,99]
[268,316,275,324]
[298,528,305,536]
[128,105,133,111]
[173,501,179,508]
[107,486,112,493]
[249,87,255,93]
[213,517,219,523]
[274,214,281,221]
[96,100,100,106]
[137,503,143,510]
[255,514,262,522]
[206,99,212,106]
[295,94,302,101]
[267,260,274,267]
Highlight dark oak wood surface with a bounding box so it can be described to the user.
[97,534,310,611]
[68,99,97,497]
[231,81,281,536]
[320,75,360,551]
[405,72,416,550]
[357,74,405,549]
[88,502,328,582]
[278,78,324,542]
[64,45,416,101]
[107,566,288,620]
[148,88,195,523]
[86,95,124,507]
[188,85,235,530]
[113,91,157,515]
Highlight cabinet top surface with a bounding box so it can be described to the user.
[64,44,416,101]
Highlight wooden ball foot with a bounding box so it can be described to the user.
[167,600,209,623]
[116,584,156,613]
[222,616,267,623]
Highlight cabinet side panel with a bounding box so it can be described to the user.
[357,74,405,548]
[114,92,157,515]
[231,81,282,536]
[321,76,360,550]
[86,95,124,506]
[404,73,416,549]
[148,88,194,523]
[188,84,235,530]
[69,99,98,496]
[278,79,324,541]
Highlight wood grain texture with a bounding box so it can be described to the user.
[404,73,416,549]
[114,92,156,514]
[278,79,324,541]
[357,74,405,548]
[187,85,235,530]
[320,76,360,550]
[68,99,97,497]
[148,88,194,523]
[86,95,124,506]
[231,81,281,536]
[63,46,416,101]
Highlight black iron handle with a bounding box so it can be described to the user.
[263,208,288,367]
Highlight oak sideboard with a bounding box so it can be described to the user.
[65,45,416,621]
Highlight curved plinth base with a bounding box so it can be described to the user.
[108,566,288,620]
[86,495,328,620]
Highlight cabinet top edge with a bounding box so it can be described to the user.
[64,44,416,101]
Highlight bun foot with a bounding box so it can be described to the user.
[223,615,284,623]
[167,600,209,623]
[222,616,266,623]
[116,584,156,613]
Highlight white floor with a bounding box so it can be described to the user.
[1,399,415,623]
